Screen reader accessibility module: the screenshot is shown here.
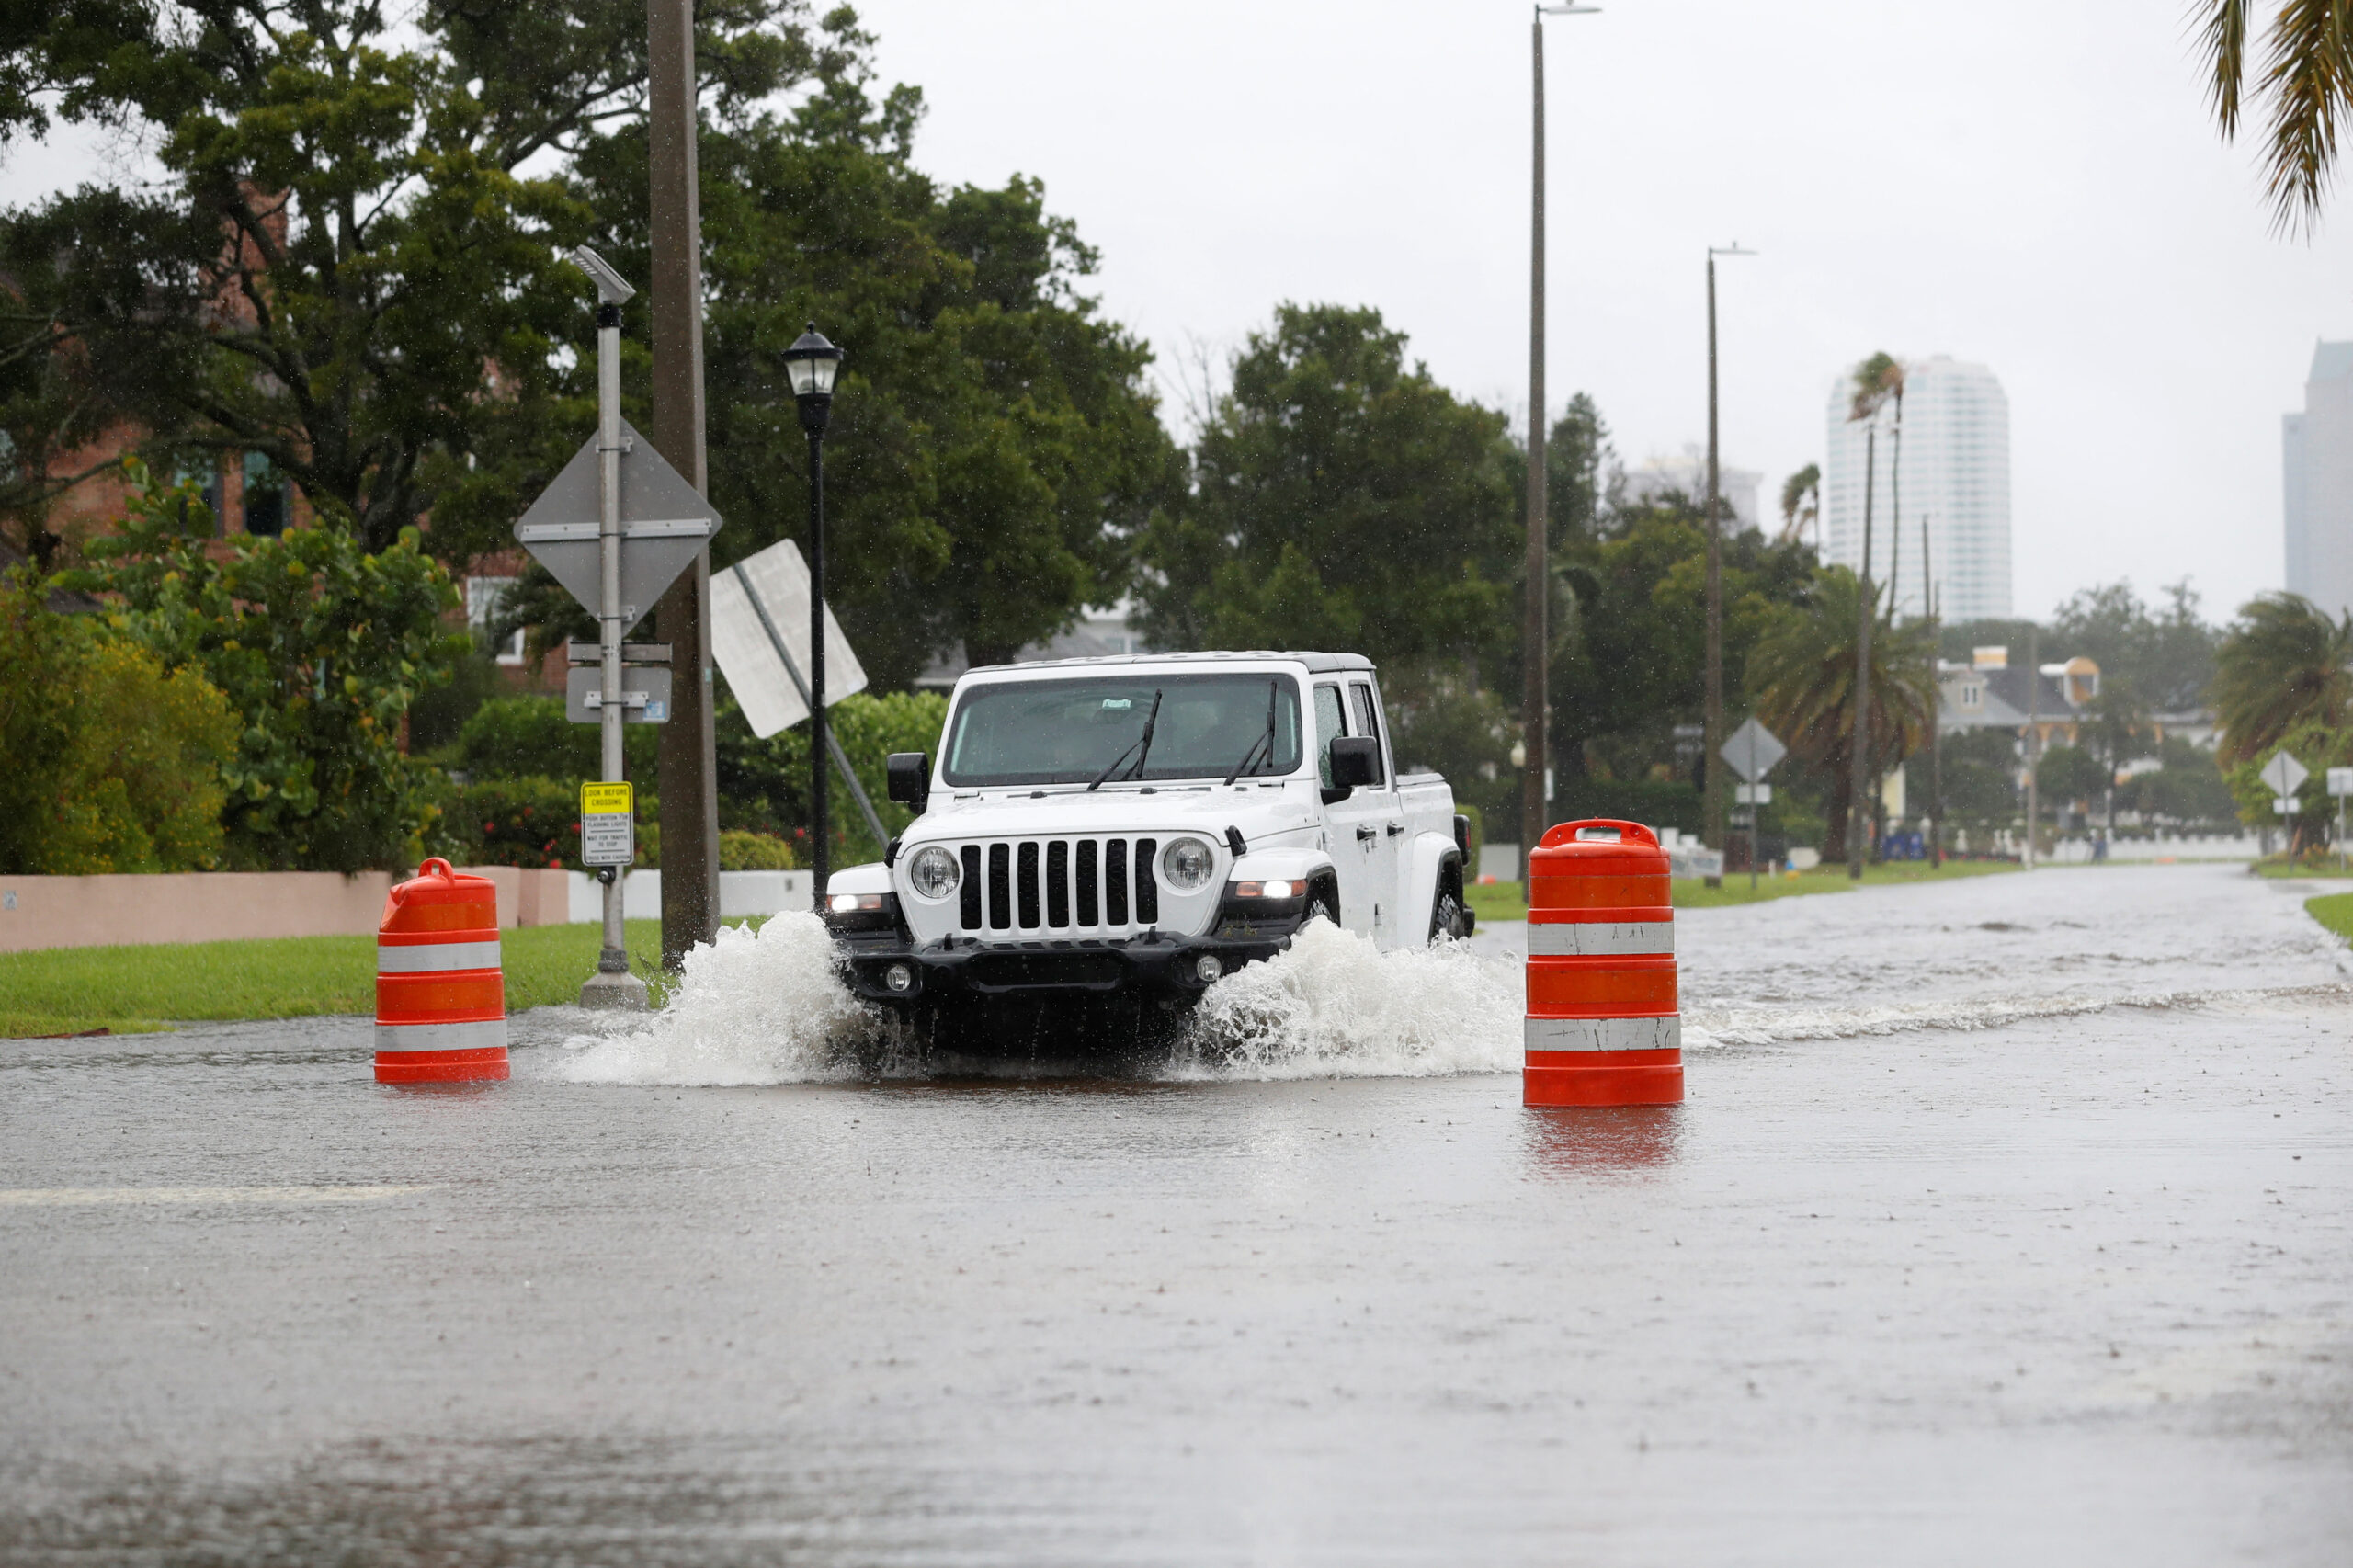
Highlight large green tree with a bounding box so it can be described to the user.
[63,464,465,871]
[560,51,1179,684]
[1136,303,1518,670]
[2050,579,2221,715]
[1549,490,1817,788]
[0,0,811,554]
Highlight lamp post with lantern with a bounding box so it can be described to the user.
[784,323,846,911]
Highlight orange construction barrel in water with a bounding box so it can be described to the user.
[375,858,507,1084]
[1524,819,1684,1107]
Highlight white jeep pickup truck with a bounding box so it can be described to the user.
[821,652,1472,1035]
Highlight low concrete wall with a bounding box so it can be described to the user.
[564,869,814,923]
[0,865,576,952]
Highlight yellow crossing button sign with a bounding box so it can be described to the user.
[580,782,635,867]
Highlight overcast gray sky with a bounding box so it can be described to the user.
[7,1,2347,627]
[854,0,2352,626]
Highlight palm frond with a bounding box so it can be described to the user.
[1847,352,1904,424]
[2211,590,2353,762]
[2200,0,2252,135]
[2258,0,2353,233]
[1778,463,1819,536]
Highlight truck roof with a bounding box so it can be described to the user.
[963,650,1375,676]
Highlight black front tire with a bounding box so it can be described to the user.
[1428,882,1467,944]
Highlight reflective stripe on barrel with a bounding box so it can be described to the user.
[1523,819,1684,1107]
[1526,918,1674,958]
[375,858,506,1085]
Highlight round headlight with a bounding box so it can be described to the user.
[1161,836,1215,892]
[907,846,961,901]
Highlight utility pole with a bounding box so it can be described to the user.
[2025,625,2040,869]
[1522,4,1599,884]
[1701,243,1753,888]
[648,0,720,968]
[1924,513,1944,869]
[1847,424,1877,881]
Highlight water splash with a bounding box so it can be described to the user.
[551,914,874,1086]
[1166,920,1521,1080]
[540,913,1524,1085]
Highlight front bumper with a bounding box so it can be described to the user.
[826,898,1309,1007]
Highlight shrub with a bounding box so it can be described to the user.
[715,687,948,863]
[445,776,581,869]
[720,830,801,870]
[0,570,240,873]
[457,695,657,782]
[63,462,467,871]
[409,642,511,755]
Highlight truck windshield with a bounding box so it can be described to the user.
[942,673,1304,788]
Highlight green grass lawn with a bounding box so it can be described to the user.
[1467,858,2021,923]
[2306,892,2353,943]
[2256,858,2353,880]
[0,920,675,1039]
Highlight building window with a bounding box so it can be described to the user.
[466,575,527,665]
[242,450,289,538]
[1960,682,1983,710]
[172,460,224,536]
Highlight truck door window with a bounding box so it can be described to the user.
[1348,684,1385,784]
[1314,684,1347,789]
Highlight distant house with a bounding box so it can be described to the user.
[1939,646,2096,753]
[1938,645,2215,756]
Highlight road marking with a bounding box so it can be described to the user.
[0,1186,438,1206]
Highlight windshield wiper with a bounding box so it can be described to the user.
[1222,679,1279,785]
[1087,688,1163,790]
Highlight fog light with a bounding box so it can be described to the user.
[884,962,915,994]
[1193,953,1222,984]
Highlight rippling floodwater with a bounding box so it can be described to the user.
[2,864,2348,1565]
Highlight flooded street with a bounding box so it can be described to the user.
[3,863,2350,1564]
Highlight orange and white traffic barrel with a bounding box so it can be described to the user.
[1523,818,1683,1107]
[375,858,507,1084]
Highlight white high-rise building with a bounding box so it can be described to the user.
[2283,341,2353,619]
[1822,355,2011,622]
[1621,447,1762,531]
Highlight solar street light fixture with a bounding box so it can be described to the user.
[570,244,635,307]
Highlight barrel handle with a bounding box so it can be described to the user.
[1538,818,1660,849]
[416,857,455,880]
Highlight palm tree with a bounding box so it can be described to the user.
[1777,464,1820,548]
[1748,567,1939,863]
[2199,1,2353,233]
[1845,352,1905,870]
[2211,592,2353,764]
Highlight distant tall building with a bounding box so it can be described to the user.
[1621,447,1761,531]
[1822,355,2010,622]
[2284,341,2353,619]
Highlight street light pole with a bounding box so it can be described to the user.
[1702,242,1754,889]
[1523,3,1599,888]
[1847,422,1877,881]
[784,324,846,912]
[572,245,647,1009]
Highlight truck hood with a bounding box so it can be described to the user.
[905,778,1326,847]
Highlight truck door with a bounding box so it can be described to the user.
[1316,681,1382,937]
[1348,679,1402,945]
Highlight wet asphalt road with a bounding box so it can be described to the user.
[2,864,2349,1565]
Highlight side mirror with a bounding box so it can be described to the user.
[1328,735,1381,791]
[886,751,931,807]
